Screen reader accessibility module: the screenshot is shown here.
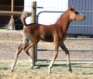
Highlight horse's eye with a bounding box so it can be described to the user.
[75,11,79,15]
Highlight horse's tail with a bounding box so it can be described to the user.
[21,11,32,26]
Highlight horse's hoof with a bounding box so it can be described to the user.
[48,71,52,74]
[11,69,14,72]
[31,66,33,69]
[33,66,40,69]
[69,68,72,72]
[48,70,52,74]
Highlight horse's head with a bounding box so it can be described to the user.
[68,6,85,21]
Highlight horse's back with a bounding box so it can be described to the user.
[23,23,57,42]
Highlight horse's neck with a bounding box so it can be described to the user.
[56,12,71,32]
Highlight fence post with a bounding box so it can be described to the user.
[8,0,15,30]
[29,1,37,66]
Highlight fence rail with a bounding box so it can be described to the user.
[37,11,93,17]
[0,11,22,16]
[37,49,93,52]
[36,38,93,62]
[37,11,93,27]
[37,59,93,62]
[37,38,93,52]
[36,10,93,62]
[66,38,93,40]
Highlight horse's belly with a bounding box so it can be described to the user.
[40,34,53,42]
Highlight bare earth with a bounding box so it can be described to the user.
[0,29,93,79]
[0,29,93,60]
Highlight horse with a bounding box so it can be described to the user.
[11,6,85,73]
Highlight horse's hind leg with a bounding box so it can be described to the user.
[24,47,34,69]
[24,39,39,52]
[60,43,72,72]
[11,43,23,72]
[11,36,29,72]
[24,40,39,68]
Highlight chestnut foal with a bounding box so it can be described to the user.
[11,6,85,73]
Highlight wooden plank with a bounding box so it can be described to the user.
[0,11,22,16]
[29,1,37,66]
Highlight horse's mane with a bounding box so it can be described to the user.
[56,10,69,23]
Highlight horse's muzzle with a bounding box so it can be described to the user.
[82,16,86,20]
[83,16,86,20]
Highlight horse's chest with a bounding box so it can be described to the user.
[58,32,67,42]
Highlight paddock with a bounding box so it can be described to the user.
[0,0,93,78]
[0,29,93,60]
[0,60,93,79]
[0,29,93,79]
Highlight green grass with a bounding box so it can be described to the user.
[0,60,93,75]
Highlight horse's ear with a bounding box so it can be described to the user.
[69,5,74,10]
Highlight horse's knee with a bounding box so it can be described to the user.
[15,51,20,56]
[62,46,69,55]
[16,45,23,56]
[55,54,58,59]
[18,43,22,50]
[53,52,58,59]
[66,51,70,56]
[24,48,29,56]
[60,43,69,53]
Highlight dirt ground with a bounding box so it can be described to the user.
[0,60,93,79]
[0,70,93,79]
[0,29,93,60]
[0,29,93,79]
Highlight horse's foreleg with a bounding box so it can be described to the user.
[48,42,59,73]
[11,43,23,72]
[60,43,72,72]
